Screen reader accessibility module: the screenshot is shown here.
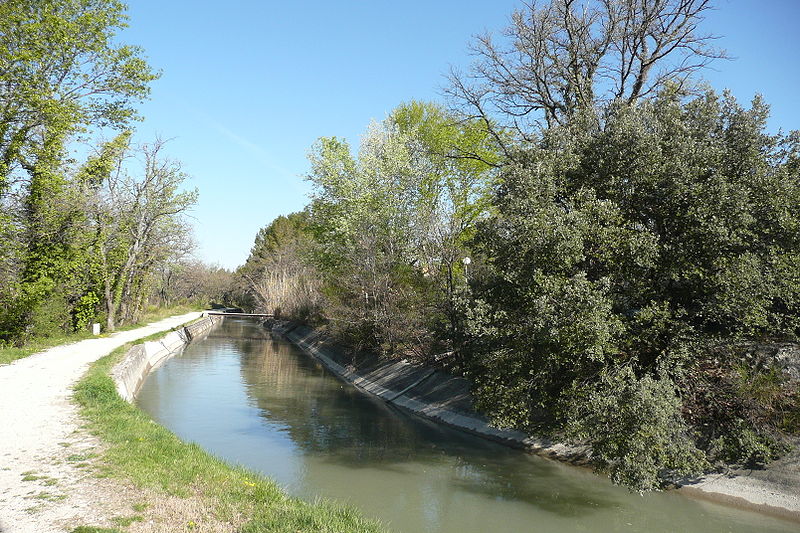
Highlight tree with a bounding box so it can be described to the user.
[307,127,425,354]
[87,136,197,331]
[154,260,233,308]
[304,103,498,357]
[0,0,157,192]
[465,88,800,489]
[0,0,157,342]
[389,101,498,361]
[236,212,322,321]
[447,0,725,144]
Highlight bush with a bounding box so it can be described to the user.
[566,366,707,491]
[466,88,800,488]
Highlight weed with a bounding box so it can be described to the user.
[66,453,94,462]
[111,515,144,526]
[28,491,66,502]
[71,527,122,533]
[21,472,58,485]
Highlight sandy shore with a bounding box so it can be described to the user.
[680,446,800,522]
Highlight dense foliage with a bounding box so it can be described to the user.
[238,0,800,491]
[465,89,800,489]
[0,0,216,345]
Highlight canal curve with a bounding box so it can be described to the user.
[136,317,797,533]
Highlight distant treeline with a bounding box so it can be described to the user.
[232,0,800,490]
[0,0,229,344]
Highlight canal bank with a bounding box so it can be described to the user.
[112,313,222,402]
[80,315,386,532]
[273,320,800,523]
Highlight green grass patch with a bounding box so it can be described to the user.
[0,304,203,366]
[28,491,66,502]
[73,339,386,532]
[110,514,144,526]
[0,330,95,366]
[66,453,95,462]
[71,527,122,533]
[20,472,57,485]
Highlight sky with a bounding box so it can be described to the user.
[118,0,800,270]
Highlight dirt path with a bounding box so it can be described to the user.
[0,312,201,533]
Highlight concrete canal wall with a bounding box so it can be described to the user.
[275,321,800,523]
[273,322,588,463]
[112,314,222,402]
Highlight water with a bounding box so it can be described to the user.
[136,318,798,533]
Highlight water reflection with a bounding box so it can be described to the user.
[136,318,798,533]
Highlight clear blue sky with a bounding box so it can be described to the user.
[119,0,800,270]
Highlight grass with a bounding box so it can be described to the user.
[21,471,58,485]
[110,515,144,526]
[73,336,386,532]
[0,304,202,366]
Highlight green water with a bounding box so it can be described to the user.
[136,318,798,533]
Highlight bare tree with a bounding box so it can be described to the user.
[154,259,232,307]
[89,137,197,331]
[447,0,726,142]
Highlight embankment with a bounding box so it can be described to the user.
[74,314,385,533]
[113,313,222,402]
[273,322,587,462]
[274,321,800,523]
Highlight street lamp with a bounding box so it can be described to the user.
[462,256,471,279]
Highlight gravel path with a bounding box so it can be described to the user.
[0,312,201,533]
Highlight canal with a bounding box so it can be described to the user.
[136,317,797,532]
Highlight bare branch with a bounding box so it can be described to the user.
[446,0,727,146]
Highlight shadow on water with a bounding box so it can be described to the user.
[223,319,619,517]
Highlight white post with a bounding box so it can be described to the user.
[92,323,101,335]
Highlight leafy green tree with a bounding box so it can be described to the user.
[307,126,425,354]
[388,101,498,360]
[0,0,156,190]
[466,88,800,489]
[0,0,157,342]
[306,103,497,357]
